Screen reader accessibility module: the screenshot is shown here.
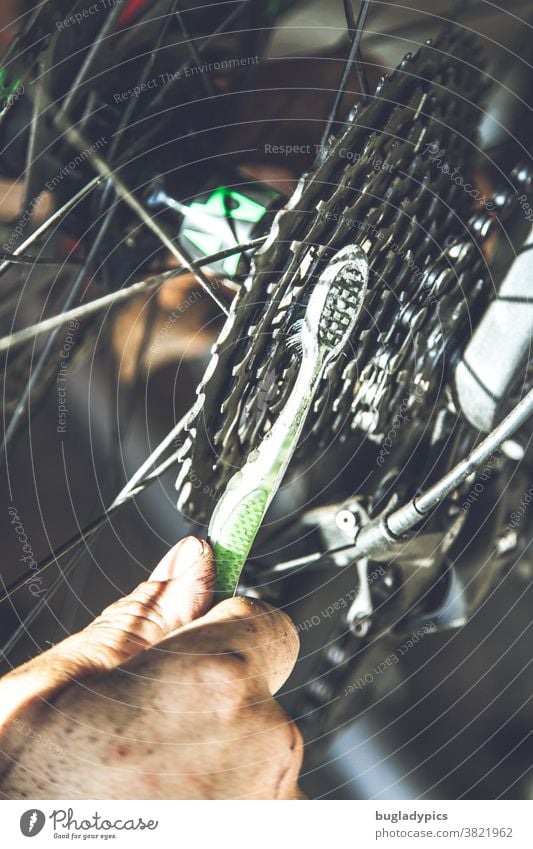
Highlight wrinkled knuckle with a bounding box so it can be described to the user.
[90,597,168,644]
[198,653,255,715]
[119,596,165,625]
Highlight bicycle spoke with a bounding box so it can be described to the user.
[345,0,371,101]
[2,0,527,729]
[343,0,357,32]
[0,538,97,663]
[59,0,129,118]
[0,1,253,629]
[1,207,116,470]
[0,421,188,606]
[1,433,164,656]
[0,251,82,267]
[111,404,192,508]
[109,0,181,159]
[0,505,125,606]
[5,382,532,608]
[175,2,215,99]
[135,0,255,123]
[0,8,43,78]
[20,60,45,213]
[0,174,102,278]
[0,237,265,353]
[57,119,231,314]
[317,0,371,156]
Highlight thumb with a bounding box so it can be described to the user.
[3,537,214,713]
[69,536,215,672]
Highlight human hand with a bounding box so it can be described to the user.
[0,537,303,799]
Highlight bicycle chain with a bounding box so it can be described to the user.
[176,26,494,523]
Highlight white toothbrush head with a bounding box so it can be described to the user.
[302,244,369,360]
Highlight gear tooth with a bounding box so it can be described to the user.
[177,29,489,518]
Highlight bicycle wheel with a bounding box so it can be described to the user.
[0,0,532,799]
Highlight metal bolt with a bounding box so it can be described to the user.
[336,507,361,538]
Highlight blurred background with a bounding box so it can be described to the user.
[1,0,532,799]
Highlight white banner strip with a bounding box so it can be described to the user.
[1,799,532,848]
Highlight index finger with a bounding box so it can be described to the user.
[171,596,300,695]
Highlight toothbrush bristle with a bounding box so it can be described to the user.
[317,247,368,351]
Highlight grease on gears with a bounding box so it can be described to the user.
[176,27,502,524]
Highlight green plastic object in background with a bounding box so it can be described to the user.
[0,68,22,121]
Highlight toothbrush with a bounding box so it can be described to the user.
[208,244,369,596]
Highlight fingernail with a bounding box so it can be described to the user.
[149,536,205,582]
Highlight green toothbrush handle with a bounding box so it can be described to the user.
[205,245,368,597]
[208,355,323,597]
[210,486,269,597]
